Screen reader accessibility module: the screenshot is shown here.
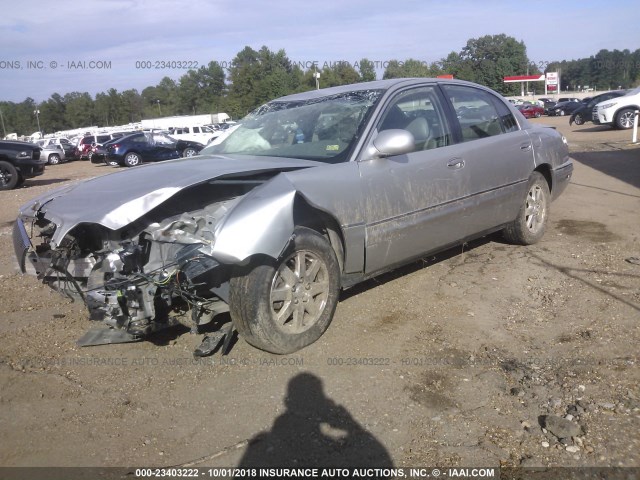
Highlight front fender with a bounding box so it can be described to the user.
[210,174,296,264]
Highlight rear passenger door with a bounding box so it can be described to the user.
[440,84,534,236]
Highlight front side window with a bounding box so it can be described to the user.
[203,90,383,163]
[377,86,451,151]
[443,85,509,142]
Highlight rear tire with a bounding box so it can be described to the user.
[123,152,141,167]
[229,227,340,354]
[573,113,585,125]
[48,153,61,165]
[503,172,550,245]
[0,161,19,190]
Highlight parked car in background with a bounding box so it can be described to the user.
[540,99,557,114]
[0,140,45,190]
[105,131,205,167]
[76,133,129,160]
[88,132,132,163]
[570,90,627,125]
[547,100,584,116]
[169,125,219,144]
[38,137,76,159]
[90,137,123,166]
[593,86,640,129]
[13,78,573,355]
[37,141,67,164]
[557,97,580,103]
[517,103,544,118]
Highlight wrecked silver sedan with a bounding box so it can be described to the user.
[13,79,572,354]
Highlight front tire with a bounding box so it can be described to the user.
[0,161,19,190]
[48,153,61,165]
[503,172,550,245]
[573,113,585,125]
[615,108,636,129]
[229,227,340,354]
[123,152,142,167]
[182,147,198,157]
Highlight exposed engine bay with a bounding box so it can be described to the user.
[15,176,273,355]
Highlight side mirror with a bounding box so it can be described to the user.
[371,129,415,158]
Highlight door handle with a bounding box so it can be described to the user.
[520,143,532,151]
[447,158,465,169]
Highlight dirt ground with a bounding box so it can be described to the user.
[0,117,638,473]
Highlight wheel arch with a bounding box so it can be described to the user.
[534,163,553,193]
[614,105,640,121]
[210,174,347,276]
[292,194,345,273]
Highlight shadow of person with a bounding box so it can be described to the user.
[237,372,394,469]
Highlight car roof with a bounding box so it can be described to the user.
[272,78,490,102]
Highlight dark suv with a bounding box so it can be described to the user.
[570,91,627,125]
[0,141,46,190]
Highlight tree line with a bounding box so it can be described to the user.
[1,35,638,137]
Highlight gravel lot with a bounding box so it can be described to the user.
[0,117,638,472]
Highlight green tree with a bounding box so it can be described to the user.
[227,46,299,117]
[120,89,143,123]
[63,92,95,128]
[358,58,376,82]
[383,59,441,79]
[458,34,529,95]
[39,93,67,133]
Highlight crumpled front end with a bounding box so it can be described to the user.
[15,194,242,338]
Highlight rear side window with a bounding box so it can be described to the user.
[443,85,513,142]
[493,98,519,133]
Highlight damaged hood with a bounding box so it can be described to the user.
[18,154,322,244]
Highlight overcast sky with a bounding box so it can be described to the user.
[1,0,638,102]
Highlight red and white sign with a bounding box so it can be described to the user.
[546,72,558,85]
[503,74,545,83]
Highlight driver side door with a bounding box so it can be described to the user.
[357,85,471,274]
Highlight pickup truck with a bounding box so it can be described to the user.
[0,140,46,190]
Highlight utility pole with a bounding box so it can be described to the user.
[34,107,42,135]
[0,108,6,138]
